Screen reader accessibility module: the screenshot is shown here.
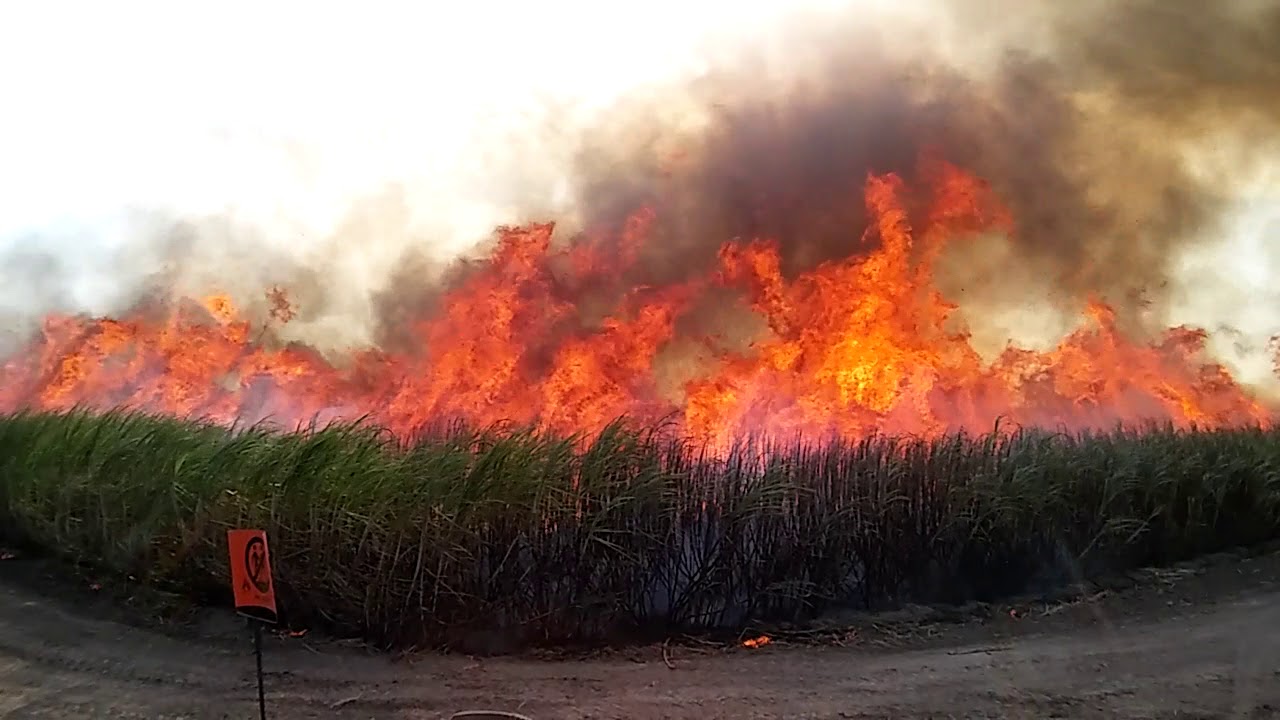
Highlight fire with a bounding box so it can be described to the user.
[0,158,1270,447]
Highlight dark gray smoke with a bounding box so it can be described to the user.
[551,0,1280,346]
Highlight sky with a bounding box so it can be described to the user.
[0,0,863,251]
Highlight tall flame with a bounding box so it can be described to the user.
[0,159,1269,448]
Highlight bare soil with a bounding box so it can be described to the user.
[2,546,1279,719]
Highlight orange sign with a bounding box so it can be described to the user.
[227,529,278,624]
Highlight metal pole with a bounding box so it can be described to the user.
[254,621,267,720]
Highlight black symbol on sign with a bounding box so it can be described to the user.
[244,536,271,594]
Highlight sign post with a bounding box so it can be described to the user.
[227,529,278,720]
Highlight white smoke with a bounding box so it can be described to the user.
[0,0,874,354]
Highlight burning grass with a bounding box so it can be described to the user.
[2,408,1278,651]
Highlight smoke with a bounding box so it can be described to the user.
[560,0,1280,354]
[0,0,720,353]
[2,0,1279,387]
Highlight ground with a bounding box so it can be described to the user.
[1,546,1279,719]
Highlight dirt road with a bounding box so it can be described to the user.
[2,548,1279,719]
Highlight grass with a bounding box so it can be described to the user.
[1,408,1279,651]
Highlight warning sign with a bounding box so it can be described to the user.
[227,529,278,624]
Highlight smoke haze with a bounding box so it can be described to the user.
[1,0,1278,392]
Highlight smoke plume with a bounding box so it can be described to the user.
[551,0,1280,356]
[2,0,1279,386]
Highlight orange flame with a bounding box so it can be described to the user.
[0,159,1270,446]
